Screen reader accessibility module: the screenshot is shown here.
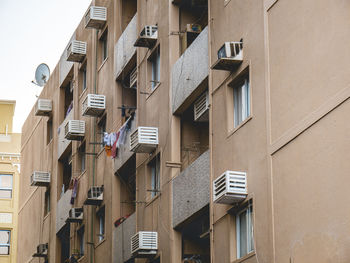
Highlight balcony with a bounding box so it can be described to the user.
[114,14,137,80]
[113,213,136,263]
[114,112,137,173]
[172,150,210,228]
[172,26,209,114]
[58,109,73,159]
[56,189,72,234]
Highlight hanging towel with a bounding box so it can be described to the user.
[111,131,120,158]
[105,145,112,157]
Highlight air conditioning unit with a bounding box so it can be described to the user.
[130,127,158,153]
[131,231,158,258]
[129,68,137,89]
[31,171,50,187]
[194,91,209,122]
[66,208,84,223]
[64,120,85,140]
[35,99,52,116]
[66,40,87,63]
[32,243,48,258]
[134,25,158,48]
[213,171,247,204]
[212,42,243,71]
[85,6,107,29]
[84,186,103,206]
[82,94,106,117]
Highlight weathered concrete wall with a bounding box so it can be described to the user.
[172,27,208,114]
[57,109,73,159]
[112,212,136,263]
[172,150,210,228]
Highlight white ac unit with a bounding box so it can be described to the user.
[134,25,158,48]
[85,6,107,29]
[35,99,52,116]
[194,91,209,122]
[213,171,247,204]
[130,127,158,153]
[129,68,137,88]
[84,186,103,206]
[67,208,83,223]
[64,120,85,140]
[66,40,87,63]
[31,171,50,187]
[82,94,106,117]
[33,243,48,258]
[212,42,243,71]
[131,231,158,258]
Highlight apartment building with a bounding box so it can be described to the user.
[0,100,20,263]
[18,0,350,263]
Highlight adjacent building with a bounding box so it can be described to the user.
[18,0,350,263]
[0,100,20,263]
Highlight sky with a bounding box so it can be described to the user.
[0,0,92,133]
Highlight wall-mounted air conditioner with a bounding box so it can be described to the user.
[83,186,103,206]
[131,231,158,258]
[85,6,107,29]
[31,171,50,187]
[64,120,85,140]
[35,99,52,116]
[66,208,84,223]
[194,91,209,122]
[32,243,48,258]
[134,25,158,48]
[82,94,106,117]
[66,40,87,63]
[212,42,243,71]
[129,68,137,89]
[213,171,247,204]
[130,127,158,153]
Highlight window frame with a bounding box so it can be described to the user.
[233,77,250,128]
[148,154,160,198]
[0,230,11,255]
[78,141,86,173]
[97,207,105,242]
[236,202,254,259]
[0,174,13,199]
[148,46,161,91]
[44,189,50,216]
[77,225,85,257]
[47,117,53,145]
[99,29,108,62]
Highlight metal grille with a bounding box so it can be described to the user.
[130,127,158,153]
[194,91,209,121]
[82,94,106,116]
[131,231,158,256]
[31,171,50,186]
[213,171,247,204]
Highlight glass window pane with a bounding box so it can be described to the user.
[0,175,12,188]
[0,230,10,244]
[0,190,12,199]
[0,246,9,255]
[239,211,247,256]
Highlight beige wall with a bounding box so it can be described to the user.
[18,0,350,263]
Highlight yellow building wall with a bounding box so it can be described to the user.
[0,101,20,263]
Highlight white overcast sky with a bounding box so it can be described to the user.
[0,0,92,133]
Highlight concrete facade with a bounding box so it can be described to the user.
[18,0,350,263]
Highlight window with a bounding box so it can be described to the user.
[149,46,160,90]
[47,118,53,144]
[236,203,254,258]
[78,142,86,173]
[44,189,50,216]
[233,77,250,128]
[97,207,105,242]
[98,115,106,151]
[100,30,108,62]
[0,230,10,255]
[78,226,85,257]
[80,64,87,94]
[0,174,12,199]
[149,154,160,198]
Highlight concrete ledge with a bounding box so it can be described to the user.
[172,26,209,114]
[172,150,210,228]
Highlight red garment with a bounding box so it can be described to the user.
[111,131,120,158]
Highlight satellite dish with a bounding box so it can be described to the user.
[34,63,50,87]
